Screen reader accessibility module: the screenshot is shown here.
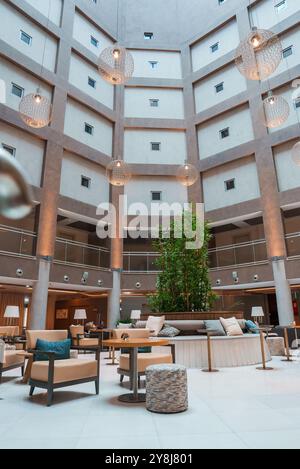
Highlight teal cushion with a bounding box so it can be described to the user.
[246,320,259,334]
[138,347,152,353]
[35,338,71,361]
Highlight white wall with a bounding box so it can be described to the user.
[0,57,52,112]
[0,121,44,187]
[267,84,300,134]
[124,129,187,164]
[24,0,62,26]
[64,98,113,156]
[69,53,114,109]
[0,0,58,72]
[274,140,300,192]
[267,26,300,80]
[194,63,247,114]
[251,0,299,30]
[60,151,109,206]
[73,10,113,56]
[131,50,182,79]
[125,177,188,214]
[203,156,260,212]
[197,105,254,159]
[124,87,184,119]
[192,20,239,72]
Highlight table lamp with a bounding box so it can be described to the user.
[251,306,264,325]
[74,309,87,325]
[4,306,20,326]
[131,310,141,327]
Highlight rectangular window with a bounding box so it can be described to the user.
[81,176,91,188]
[224,179,235,191]
[282,46,293,58]
[210,42,219,53]
[20,30,32,45]
[218,0,226,4]
[151,142,161,151]
[144,32,154,40]
[11,83,24,98]
[215,82,224,93]
[149,61,158,69]
[150,99,159,107]
[88,77,96,88]
[220,127,229,139]
[90,36,99,47]
[294,99,300,109]
[151,191,162,201]
[84,123,94,135]
[2,143,16,156]
[275,0,287,12]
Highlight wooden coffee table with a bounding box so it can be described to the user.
[103,337,169,403]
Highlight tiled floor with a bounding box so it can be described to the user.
[1,353,300,449]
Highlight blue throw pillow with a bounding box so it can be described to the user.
[35,338,71,361]
[246,320,259,334]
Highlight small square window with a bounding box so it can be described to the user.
[90,36,99,47]
[2,143,16,156]
[85,123,94,135]
[150,99,159,107]
[144,32,154,40]
[11,83,24,98]
[81,176,91,188]
[220,127,229,139]
[294,99,300,109]
[151,142,161,151]
[218,0,226,4]
[149,61,158,69]
[88,77,96,88]
[275,0,287,12]
[215,82,224,93]
[224,179,235,191]
[210,42,219,53]
[20,30,32,45]
[283,46,293,58]
[151,191,162,201]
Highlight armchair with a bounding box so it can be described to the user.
[0,339,25,383]
[69,325,101,348]
[26,330,100,406]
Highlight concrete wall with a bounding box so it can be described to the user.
[274,140,300,192]
[267,83,300,134]
[24,0,63,26]
[251,0,299,30]
[269,26,300,79]
[73,9,113,55]
[131,50,182,79]
[124,87,184,119]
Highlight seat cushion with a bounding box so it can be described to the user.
[119,352,173,373]
[220,317,243,336]
[146,316,165,336]
[30,359,98,384]
[204,320,226,336]
[113,329,151,339]
[3,350,25,368]
[75,338,99,347]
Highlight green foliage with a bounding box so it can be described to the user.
[148,213,217,313]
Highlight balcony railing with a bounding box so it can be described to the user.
[208,238,268,270]
[0,224,36,257]
[123,251,161,272]
[54,237,110,270]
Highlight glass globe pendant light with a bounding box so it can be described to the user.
[235,27,282,81]
[106,159,131,186]
[263,91,290,129]
[19,88,52,128]
[98,44,134,85]
[176,162,199,187]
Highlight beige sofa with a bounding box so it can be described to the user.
[0,341,25,383]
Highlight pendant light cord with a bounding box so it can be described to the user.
[38,0,52,91]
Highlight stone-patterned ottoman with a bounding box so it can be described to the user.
[145,364,188,414]
[266,336,285,356]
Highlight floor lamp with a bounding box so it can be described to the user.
[4,306,20,327]
[251,306,264,325]
[74,309,87,326]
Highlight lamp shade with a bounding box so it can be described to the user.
[131,310,141,320]
[74,309,87,320]
[4,306,20,318]
[251,306,264,318]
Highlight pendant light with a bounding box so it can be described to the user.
[263,91,290,129]
[176,162,199,187]
[106,159,131,187]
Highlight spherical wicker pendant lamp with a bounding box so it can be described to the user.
[263,91,290,129]
[98,44,134,85]
[292,141,300,166]
[106,159,131,187]
[19,89,52,129]
[176,162,199,187]
[235,27,282,81]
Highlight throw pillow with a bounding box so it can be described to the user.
[204,320,226,336]
[237,319,247,332]
[35,338,71,361]
[158,325,180,338]
[220,317,243,336]
[146,316,165,336]
[246,320,259,334]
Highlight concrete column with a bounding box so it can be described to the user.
[30,258,51,329]
[107,270,121,328]
[272,258,294,326]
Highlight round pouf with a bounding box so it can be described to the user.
[145,364,188,414]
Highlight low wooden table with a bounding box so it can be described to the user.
[103,337,169,404]
[253,327,274,371]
